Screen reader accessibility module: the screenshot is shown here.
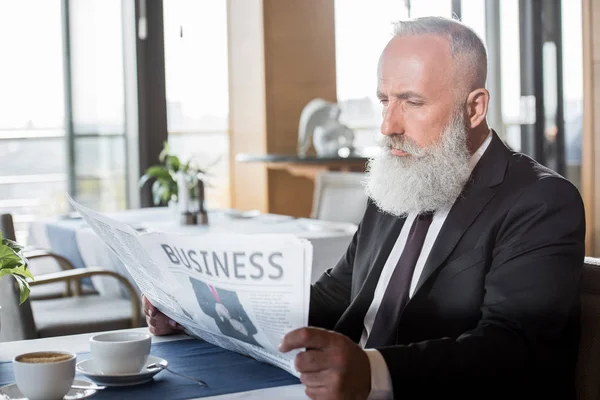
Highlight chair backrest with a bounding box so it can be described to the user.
[577,257,600,399]
[311,172,367,224]
[0,275,37,342]
[0,214,16,241]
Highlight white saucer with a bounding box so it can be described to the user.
[0,379,97,399]
[225,209,261,219]
[75,356,167,387]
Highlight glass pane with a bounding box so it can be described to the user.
[561,0,583,190]
[69,0,125,135]
[68,0,128,212]
[74,136,127,211]
[168,132,230,209]
[0,138,66,176]
[163,0,229,133]
[499,0,522,151]
[0,0,65,130]
[162,0,230,209]
[0,0,67,244]
[409,0,452,18]
[334,0,409,154]
[460,0,486,43]
[0,179,68,244]
[542,41,559,172]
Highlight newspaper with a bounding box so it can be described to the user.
[68,197,312,377]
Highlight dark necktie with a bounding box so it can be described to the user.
[366,213,434,348]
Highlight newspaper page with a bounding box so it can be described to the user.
[68,197,312,376]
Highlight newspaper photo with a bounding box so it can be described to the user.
[67,197,312,377]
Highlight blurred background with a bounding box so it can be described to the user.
[0,0,595,253]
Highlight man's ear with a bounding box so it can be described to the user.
[466,88,490,129]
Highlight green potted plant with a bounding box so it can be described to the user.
[0,231,34,305]
[139,141,208,207]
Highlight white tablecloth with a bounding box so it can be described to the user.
[28,208,356,297]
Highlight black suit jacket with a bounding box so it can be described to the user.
[309,133,585,399]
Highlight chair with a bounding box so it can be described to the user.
[0,214,144,342]
[577,257,600,399]
[311,172,368,224]
[0,266,143,342]
[0,214,16,242]
[1,213,96,300]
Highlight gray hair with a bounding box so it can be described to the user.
[391,16,487,92]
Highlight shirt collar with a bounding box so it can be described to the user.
[468,129,493,171]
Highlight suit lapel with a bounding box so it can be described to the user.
[413,131,509,294]
[333,214,406,341]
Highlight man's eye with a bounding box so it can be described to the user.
[379,99,388,105]
[406,101,423,107]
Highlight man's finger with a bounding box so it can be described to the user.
[146,315,178,330]
[169,319,185,330]
[142,295,157,317]
[149,324,175,336]
[146,315,170,329]
[299,371,329,387]
[295,350,329,373]
[279,327,333,352]
[305,386,329,400]
[146,315,184,334]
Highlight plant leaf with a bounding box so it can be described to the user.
[13,274,31,305]
[0,238,33,304]
[152,180,163,205]
[166,155,181,172]
[141,166,171,182]
[12,264,35,280]
[158,141,170,162]
[0,244,23,269]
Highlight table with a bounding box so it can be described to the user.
[28,207,356,297]
[235,153,368,180]
[0,327,308,399]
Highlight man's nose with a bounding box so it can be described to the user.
[380,102,404,137]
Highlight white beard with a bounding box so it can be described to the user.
[365,111,473,217]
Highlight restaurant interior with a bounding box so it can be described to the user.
[2,0,600,399]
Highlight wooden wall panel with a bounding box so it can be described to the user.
[227,0,268,212]
[263,0,337,154]
[583,0,599,255]
[227,0,337,216]
[268,170,314,218]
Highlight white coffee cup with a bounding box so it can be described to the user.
[13,351,76,400]
[89,331,151,374]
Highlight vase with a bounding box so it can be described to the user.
[168,199,179,221]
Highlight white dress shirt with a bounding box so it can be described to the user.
[362,131,493,400]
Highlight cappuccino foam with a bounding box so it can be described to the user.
[17,352,73,364]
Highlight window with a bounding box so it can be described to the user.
[69,0,128,212]
[334,0,409,155]
[409,0,452,18]
[460,0,486,42]
[163,0,230,208]
[0,0,67,243]
[334,0,487,155]
[0,0,129,244]
[499,0,522,151]
[561,0,583,189]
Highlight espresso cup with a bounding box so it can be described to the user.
[89,331,151,374]
[13,351,76,400]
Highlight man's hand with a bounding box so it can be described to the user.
[279,327,371,400]
[142,294,185,336]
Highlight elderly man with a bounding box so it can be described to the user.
[143,16,585,400]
